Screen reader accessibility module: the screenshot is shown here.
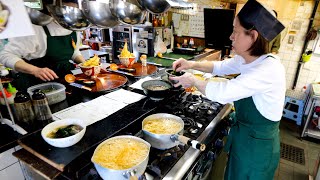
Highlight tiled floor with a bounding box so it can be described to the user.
[275,119,320,180]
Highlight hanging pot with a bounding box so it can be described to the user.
[137,0,170,14]
[81,0,120,28]
[109,0,147,25]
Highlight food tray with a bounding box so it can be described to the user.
[27,82,66,105]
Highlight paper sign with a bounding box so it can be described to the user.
[139,31,148,38]
[136,38,148,54]
[0,0,35,39]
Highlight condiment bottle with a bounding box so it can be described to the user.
[152,16,158,27]
[32,89,52,122]
[140,54,147,66]
[14,91,35,124]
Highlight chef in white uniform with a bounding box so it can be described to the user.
[170,0,286,179]
[0,0,85,90]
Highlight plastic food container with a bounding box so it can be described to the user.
[27,82,66,105]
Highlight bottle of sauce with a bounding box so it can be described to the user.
[14,92,35,125]
[152,16,158,27]
[32,89,52,124]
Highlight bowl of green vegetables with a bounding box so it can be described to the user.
[41,118,86,148]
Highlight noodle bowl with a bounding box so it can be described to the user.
[92,137,149,170]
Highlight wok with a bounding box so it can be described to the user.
[110,0,147,25]
[25,6,53,26]
[142,113,206,151]
[141,80,172,101]
[81,0,120,28]
[92,135,150,180]
[137,0,170,14]
[47,4,91,31]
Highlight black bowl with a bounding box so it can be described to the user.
[165,69,185,84]
[141,80,172,100]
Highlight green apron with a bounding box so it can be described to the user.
[13,26,76,91]
[224,97,280,180]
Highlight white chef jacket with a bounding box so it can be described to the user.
[205,54,286,121]
[0,22,82,70]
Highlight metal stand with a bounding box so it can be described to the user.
[301,84,320,139]
[0,78,27,135]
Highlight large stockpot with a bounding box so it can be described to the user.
[92,135,151,180]
[142,113,206,151]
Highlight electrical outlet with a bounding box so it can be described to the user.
[288,35,295,44]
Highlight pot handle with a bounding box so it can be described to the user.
[171,134,206,151]
[123,170,138,180]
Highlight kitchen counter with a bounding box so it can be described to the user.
[0,49,221,153]
[147,49,220,67]
[1,49,225,179]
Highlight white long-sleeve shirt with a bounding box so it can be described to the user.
[0,22,82,70]
[205,54,286,121]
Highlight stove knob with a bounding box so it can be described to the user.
[214,138,224,149]
[221,129,229,136]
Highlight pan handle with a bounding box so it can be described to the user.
[171,134,206,151]
[123,170,138,180]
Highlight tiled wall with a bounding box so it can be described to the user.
[0,146,25,180]
[188,0,319,91]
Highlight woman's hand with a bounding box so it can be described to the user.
[32,67,59,81]
[170,72,196,88]
[172,58,194,72]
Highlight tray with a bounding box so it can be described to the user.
[74,72,127,92]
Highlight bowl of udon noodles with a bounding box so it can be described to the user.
[91,135,150,180]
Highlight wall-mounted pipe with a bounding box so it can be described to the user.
[292,0,319,90]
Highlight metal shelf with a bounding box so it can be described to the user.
[301,84,320,139]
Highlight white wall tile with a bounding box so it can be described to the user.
[0,148,18,170]
[0,162,24,180]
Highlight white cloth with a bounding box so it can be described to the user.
[205,54,286,121]
[0,21,82,70]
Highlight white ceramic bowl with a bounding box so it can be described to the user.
[41,118,86,148]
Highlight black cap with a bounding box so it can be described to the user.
[238,0,285,41]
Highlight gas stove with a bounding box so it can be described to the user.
[142,93,229,180]
[78,92,231,180]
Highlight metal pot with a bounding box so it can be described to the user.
[142,113,206,151]
[92,135,150,180]
[141,80,172,101]
[110,0,147,25]
[81,0,120,28]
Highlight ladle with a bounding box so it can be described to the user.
[65,74,76,83]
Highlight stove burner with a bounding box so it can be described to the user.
[182,117,196,127]
[189,127,199,134]
[147,145,186,178]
